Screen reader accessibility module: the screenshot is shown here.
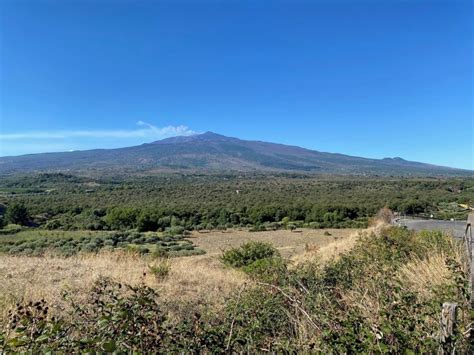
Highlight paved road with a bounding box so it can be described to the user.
[395,219,466,238]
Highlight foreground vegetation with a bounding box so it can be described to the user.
[0,173,472,231]
[1,226,470,352]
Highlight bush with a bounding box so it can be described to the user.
[165,226,185,236]
[249,224,266,232]
[243,257,288,284]
[45,219,62,230]
[221,241,280,268]
[224,286,294,351]
[148,259,171,282]
[152,246,169,258]
[5,203,30,226]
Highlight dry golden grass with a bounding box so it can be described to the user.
[192,228,355,257]
[338,230,466,339]
[396,254,452,300]
[0,251,244,325]
[396,238,466,302]
[340,247,463,338]
[290,223,388,265]
[0,228,359,326]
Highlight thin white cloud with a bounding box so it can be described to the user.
[0,122,196,140]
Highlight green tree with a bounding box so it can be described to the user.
[6,203,30,226]
[105,207,138,230]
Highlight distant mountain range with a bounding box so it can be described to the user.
[0,132,471,176]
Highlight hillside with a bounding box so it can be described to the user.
[0,132,470,176]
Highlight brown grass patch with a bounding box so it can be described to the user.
[0,228,358,325]
[290,225,387,265]
[193,228,356,258]
[0,251,244,325]
[396,238,465,302]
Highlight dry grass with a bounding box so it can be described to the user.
[396,238,466,302]
[338,230,466,339]
[0,251,244,325]
[0,228,359,326]
[341,277,386,339]
[193,228,356,258]
[291,223,388,265]
[340,248,463,338]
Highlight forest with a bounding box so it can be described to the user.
[0,173,472,232]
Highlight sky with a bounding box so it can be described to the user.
[0,0,472,169]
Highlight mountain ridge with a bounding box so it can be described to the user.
[0,132,471,176]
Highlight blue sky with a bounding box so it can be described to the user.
[0,0,472,169]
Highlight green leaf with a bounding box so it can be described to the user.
[7,337,28,347]
[101,340,117,352]
[97,318,109,327]
[36,334,50,343]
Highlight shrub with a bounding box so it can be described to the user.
[243,257,288,284]
[152,247,169,258]
[221,241,280,268]
[103,239,115,247]
[308,221,321,229]
[224,286,292,350]
[248,224,266,232]
[5,203,30,226]
[166,226,186,236]
[2,279,228,353]
[148,259,171,282]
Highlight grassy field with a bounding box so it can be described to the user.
[0,225,471,352]
[0,228,354,323]
[191,228,356,257]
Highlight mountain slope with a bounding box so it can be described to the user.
[0,132,470,176]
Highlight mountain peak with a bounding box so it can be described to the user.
[151,131,231,144]
[383,157,406,162]
[199,131,225,138]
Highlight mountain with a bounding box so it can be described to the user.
[0,132,471,176]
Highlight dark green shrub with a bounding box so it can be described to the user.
[5,203,30,226]
[243,257,288,284]
[249,224,266,232]
[224,286,291,350]
[221,241,280,268]
[165,226,185,236]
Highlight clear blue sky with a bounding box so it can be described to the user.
[0,0,472,169]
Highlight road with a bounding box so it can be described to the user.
[395,218,466,238]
